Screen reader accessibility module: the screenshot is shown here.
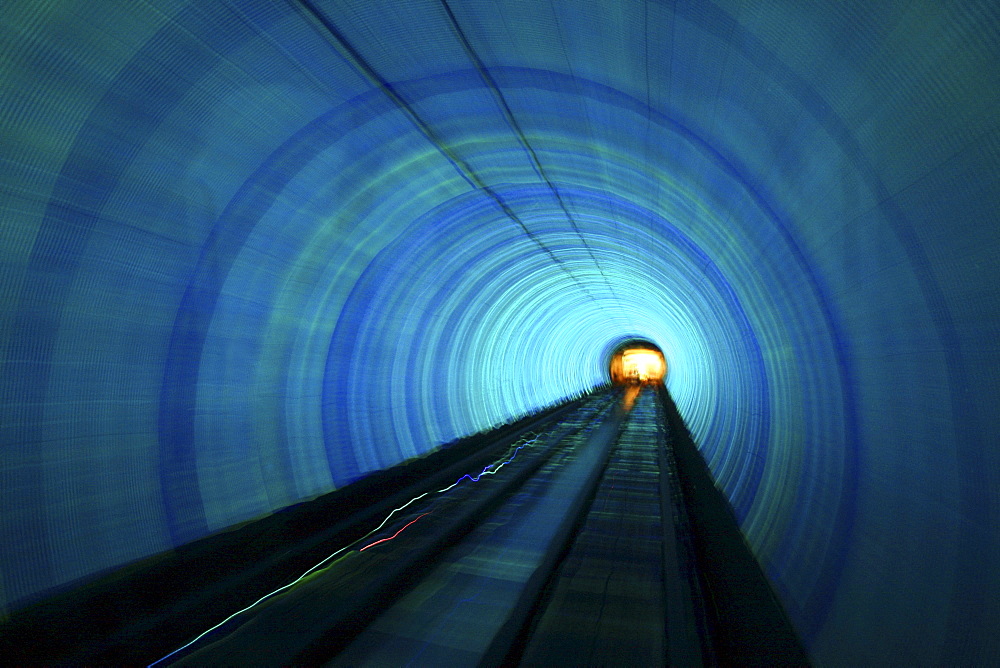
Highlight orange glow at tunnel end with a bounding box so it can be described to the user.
[610,346,667,386]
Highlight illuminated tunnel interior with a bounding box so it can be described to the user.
[608,338,667,385]
[1,1,998,663]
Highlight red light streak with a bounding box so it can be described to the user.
[359,513,431,552]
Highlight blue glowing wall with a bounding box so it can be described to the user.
[1,1,998,663]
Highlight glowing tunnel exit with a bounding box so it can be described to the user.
[609,342,667,385]
[622,349,666,383]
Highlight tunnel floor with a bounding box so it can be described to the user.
[1,386,806,666]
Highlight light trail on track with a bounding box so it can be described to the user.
[148,430,546,666]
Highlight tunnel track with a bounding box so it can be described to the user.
[166,387,709,666]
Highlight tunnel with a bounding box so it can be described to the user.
[608,338,668,385]
[1,1,998,664]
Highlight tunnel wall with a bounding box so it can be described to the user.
[1,1,998,663]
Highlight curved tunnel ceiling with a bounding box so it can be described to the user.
[1,1,998,662]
